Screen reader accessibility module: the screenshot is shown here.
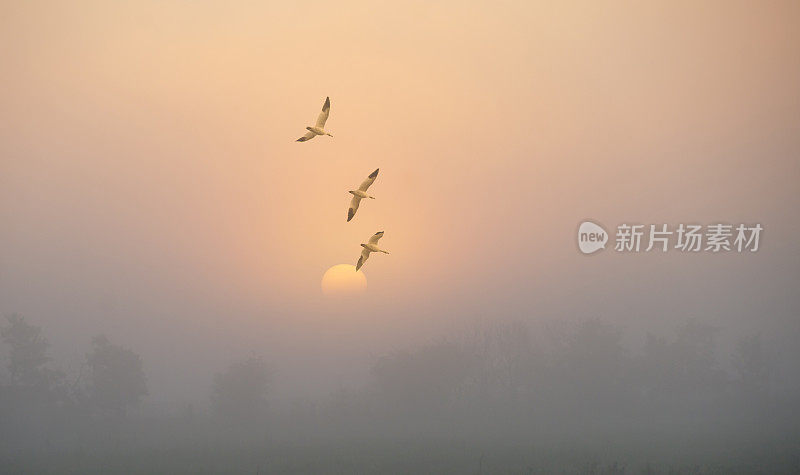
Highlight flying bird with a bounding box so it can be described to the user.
[356,231,389,271]
[347,168,379,222]
[296,97,333,142]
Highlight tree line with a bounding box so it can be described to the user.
[0,313,792,451]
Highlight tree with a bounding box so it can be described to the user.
[85,335,147,418]
[0,314,62,393]
[636,319,726,408]
[211,356,270,424]
[563,321,627,384]
[370,340,478,416]
[672,319,726,395]
[0,315,67,447]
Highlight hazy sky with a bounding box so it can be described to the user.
[1,1,799,402]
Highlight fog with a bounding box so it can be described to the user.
[1,1,799,473]
[1,315,798,472]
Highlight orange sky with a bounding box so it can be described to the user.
[1,1,799,400]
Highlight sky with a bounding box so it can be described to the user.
[1,1,799,402]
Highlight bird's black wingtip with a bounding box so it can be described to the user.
[369,168,379,178]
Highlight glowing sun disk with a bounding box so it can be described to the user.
[321,264,367,297]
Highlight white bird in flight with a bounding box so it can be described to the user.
[347,168,379,222]
[296,97,333,142]
[356,231,389,271]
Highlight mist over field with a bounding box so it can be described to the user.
[2,315,799,473]
[2,1,800,473]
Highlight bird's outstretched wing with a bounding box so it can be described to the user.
[358,168,379,192]
[297,130,315,142]
[348,195,362,222]
[368,231,384,245]
[316,97,330,128]
[356,247,370,271]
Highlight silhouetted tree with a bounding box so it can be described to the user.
[211,356,270,424]
[557,319,629,410]
[1,314,63,393]
[85,335,147,418]
[371,340,478,416]
[634,319,727,417]
[0,314,67,448]
[672,319,726,398]
[637,332,673,399]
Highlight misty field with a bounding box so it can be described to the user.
[1,316,799,474]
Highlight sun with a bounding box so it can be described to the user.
[321,264,367,297]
